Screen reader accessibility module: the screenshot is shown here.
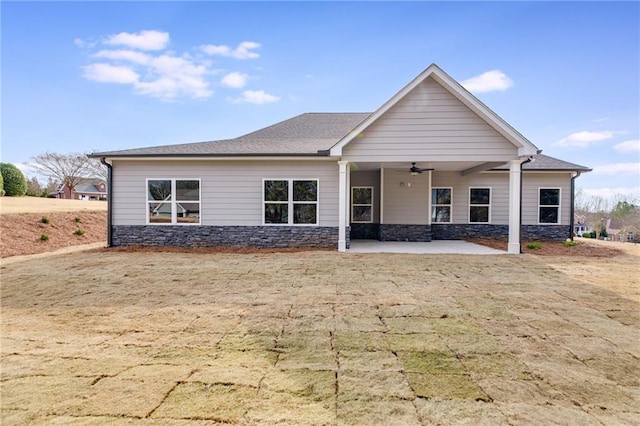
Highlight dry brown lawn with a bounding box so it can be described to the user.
[0,196,107,214]
[1,246,639,425]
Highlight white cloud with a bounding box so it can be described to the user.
[221,72,248,88]
[461,70,513,93]
[613,139,640,153]
[592,163,640,176]
[104,30,169,51]
[93,49,151,65]
[82,63,140,84]
[201,41,261,59]
[233,90,280,104]
[582,186,640,200]
[554,130,618,148]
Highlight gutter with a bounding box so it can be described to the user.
[570,171,582,241]
[100,157,113,247]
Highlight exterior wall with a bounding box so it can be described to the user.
[382,169,430,225]
[112,225,339,248]
[379,224,432,242]
[111,159,339,226]
[342,77,518,163]
[522,172,573,226]
[350,170,380,223]
[432,224,569,241]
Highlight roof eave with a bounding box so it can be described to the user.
[89,151,332,160]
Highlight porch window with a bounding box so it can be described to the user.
[431,188,452,223]
[352,187,373,223]
[539,188,560,224]
[147,179,200,225]
[264,179,318,225]
[469,188,490,223]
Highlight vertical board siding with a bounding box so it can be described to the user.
[342,77,518,162]
[111,160,339,226]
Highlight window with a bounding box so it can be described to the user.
[469,188,490,223]
[352,187,373,223]
[431,188,452,223]
[147,179,200,225]
[539,188,560,224]
[264,179,318,225]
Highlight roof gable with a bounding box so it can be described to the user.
[330,63,540,157]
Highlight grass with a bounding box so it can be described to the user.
[1,250,639,424]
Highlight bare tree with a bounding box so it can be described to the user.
[31,152,92,196]
[86,157,108,183]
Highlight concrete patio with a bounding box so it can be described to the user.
[348,240,506,254]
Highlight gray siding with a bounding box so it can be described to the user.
[522,172,573,226]
[342,77,518,162]
[111,160,340,226]
[382,170,430,225]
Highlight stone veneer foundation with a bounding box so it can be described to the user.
[112,225,341,248]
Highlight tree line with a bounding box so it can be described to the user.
[0,152,106,197]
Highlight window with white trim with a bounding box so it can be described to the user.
[539,188,560,224]
[431,188,452,223]
[469,188,490,223]
[264,179,318,225]
[147,179,200,224]
[351,187,373,223]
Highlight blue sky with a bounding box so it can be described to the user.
[2,1,639,202]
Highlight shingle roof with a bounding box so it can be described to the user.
[90,112,590,172]
[91,113,370,157]
[492,154,592,172]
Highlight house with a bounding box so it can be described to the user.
[573,214,592,237]
[90,64,591,254]
[51,179,107,200]
[606,218,639,242]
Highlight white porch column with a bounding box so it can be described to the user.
[508,159,524,254]
[338,161,349,252]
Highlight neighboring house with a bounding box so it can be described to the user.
[607,219,639,242]
[574,214,592,237]
[51,179,107,200]
[90,64,591,254]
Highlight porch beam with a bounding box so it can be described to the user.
[338,161,349,252]
[461,162,506,176]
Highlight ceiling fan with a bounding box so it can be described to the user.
[409,162,434,176]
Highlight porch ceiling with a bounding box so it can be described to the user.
[350,161,507,172]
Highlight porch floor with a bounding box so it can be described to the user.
[347,239,506,254]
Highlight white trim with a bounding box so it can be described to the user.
[380,168,385,224]
[104,156,337,162]
[351,186,374,223]
[431,187,453,223]
[427,170,432,225]
[146,178,201,226]
[508,160,523,254]
[468,187,492,224]
[329,63,539,156]
[537,187,561,225]
[262,178,320,226]
[338,161,348,252]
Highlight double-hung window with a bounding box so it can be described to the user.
[539,188,560,224]
[264,179,318,225]
[431,188,452,223]
[147,179,200,224]
[351,187,373,223]
[469,188,491,223]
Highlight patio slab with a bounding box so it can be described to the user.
[348,240,506,254]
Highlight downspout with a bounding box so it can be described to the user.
[519,156,534,253]
[570,171,581,241]
[100,157,113,247]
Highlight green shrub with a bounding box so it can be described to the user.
[526,242,542,250]
[75,217,82,223]
[582,233,591,238]
[0,163,27,196]
[40,234,49,241]
[563,240,577,247]
[74,229,85,236]
[41,217,50,224]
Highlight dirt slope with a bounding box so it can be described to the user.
[0,211,107,258]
